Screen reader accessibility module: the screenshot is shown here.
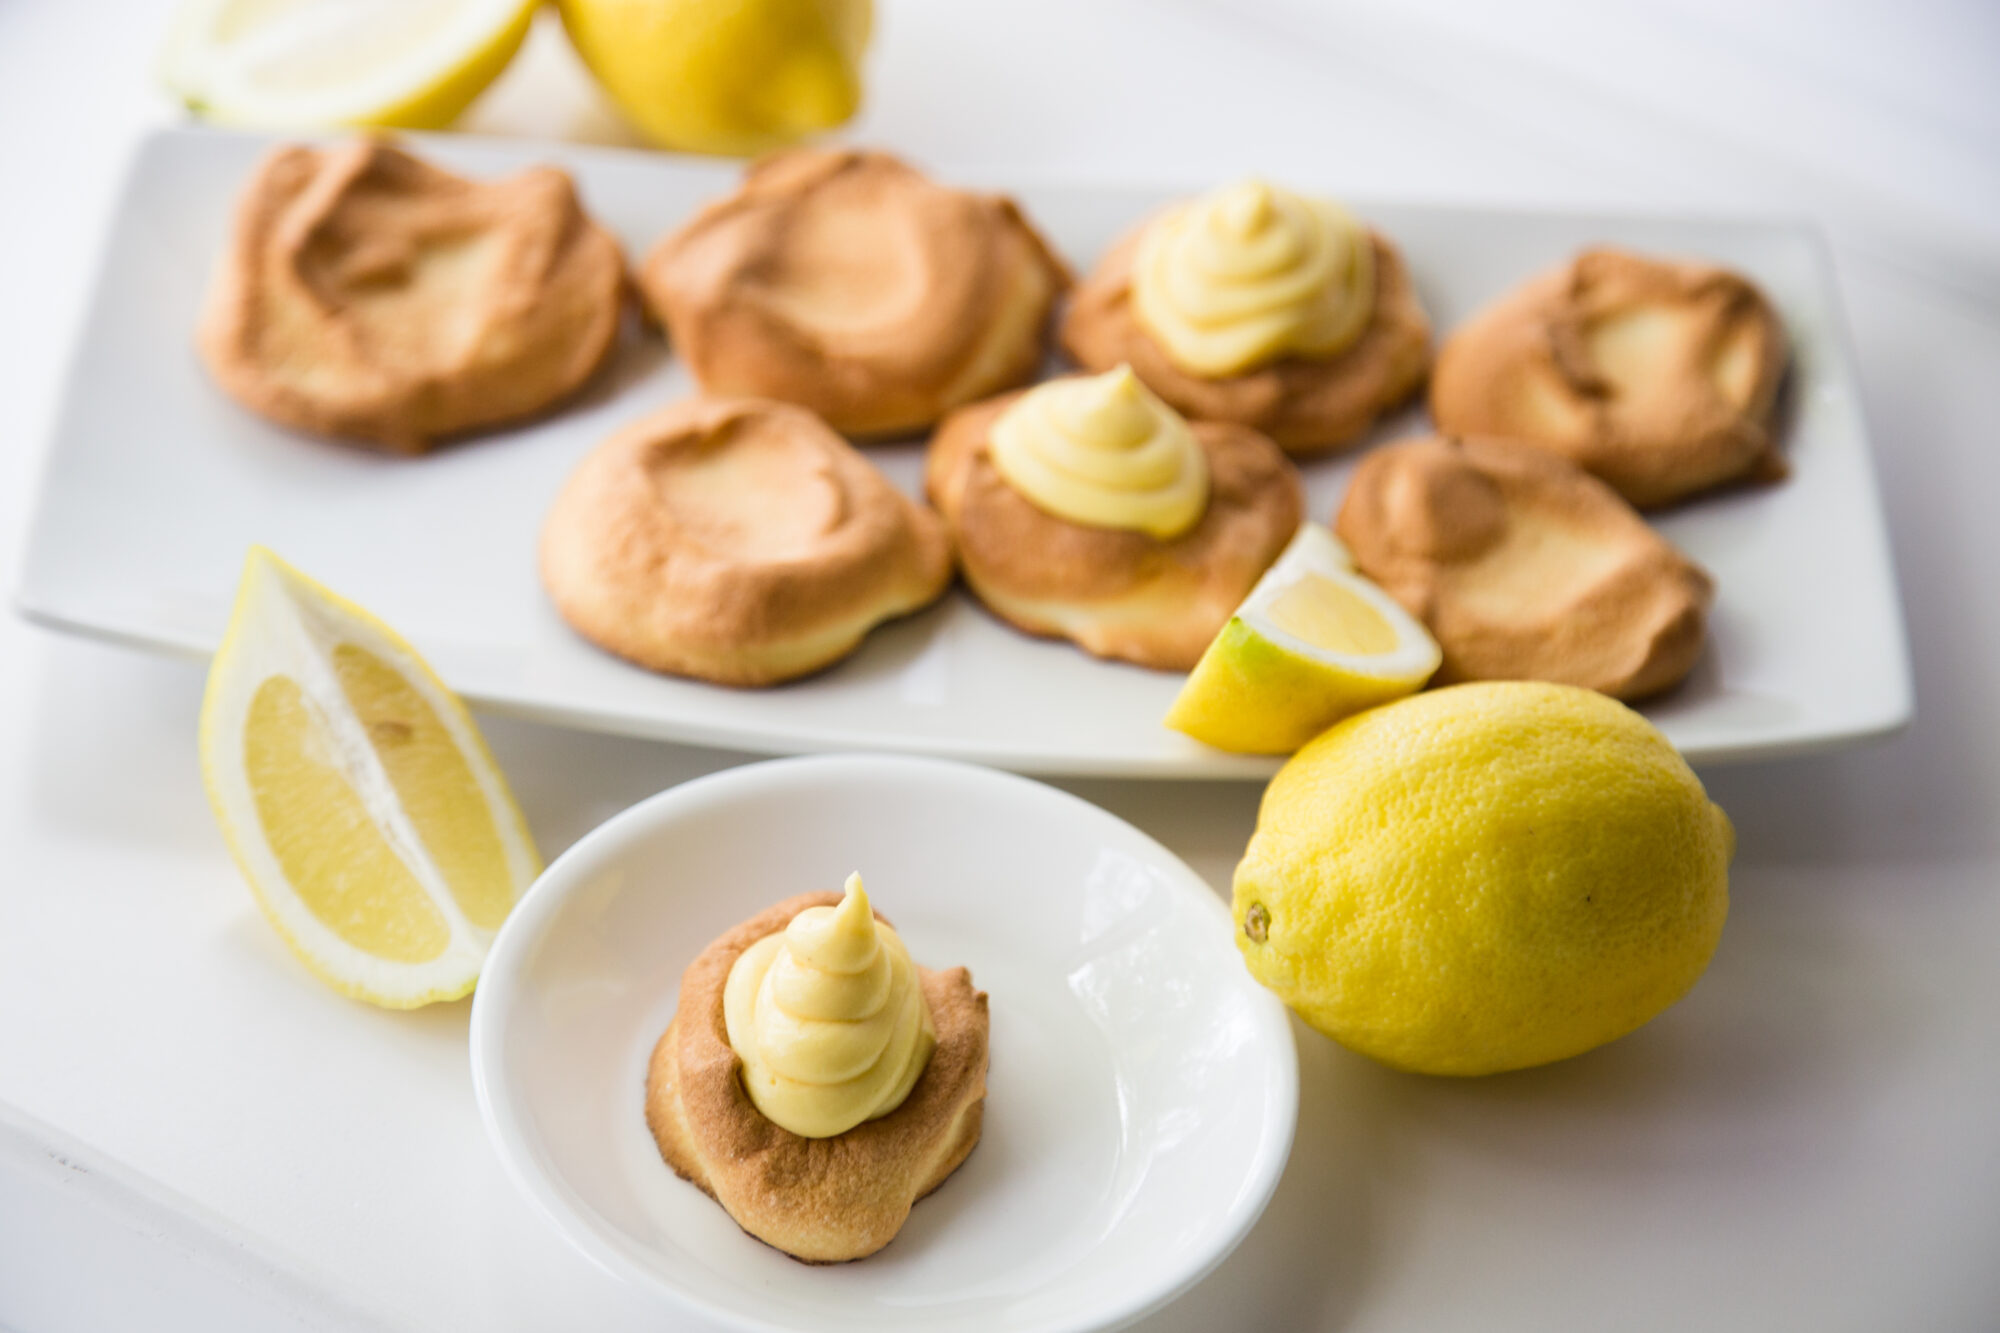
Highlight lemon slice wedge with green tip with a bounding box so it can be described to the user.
[161,0,538,130]
[198,548,540,1007]
[1165,524,1442,754]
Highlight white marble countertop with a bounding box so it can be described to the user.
[4,1,1999,1328]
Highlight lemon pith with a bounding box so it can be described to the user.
[1232,681,1731,1075]
[199,548,540,1007]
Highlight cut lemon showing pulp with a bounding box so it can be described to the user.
[161,0,539,130]
[199,549,539,1007]
[1165,524,1441,754]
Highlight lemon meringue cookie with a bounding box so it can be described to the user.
[1061,180,1429,457]
[540,396,952,687]
[1335,435,1715,699]
[645,885,990,1263]
[926,369,1303,671]
[1429,248,1789,508]
[641,149,1070,437]
[1132,180,1375,377]
[199,140,626,453]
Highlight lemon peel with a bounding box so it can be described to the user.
[1233,681,1732,1075]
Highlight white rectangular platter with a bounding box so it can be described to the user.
[15,128,1911,777]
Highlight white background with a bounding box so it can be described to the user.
[3,1,1999,1328]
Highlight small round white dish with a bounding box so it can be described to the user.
[471,754,1297,1333]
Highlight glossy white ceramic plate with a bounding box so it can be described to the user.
[16,128,1910,775]
[468,754,1298,1332]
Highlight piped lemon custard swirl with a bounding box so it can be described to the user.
[1132,180,1376,377]
[723,873,937,1138]
[988,366,1210,539]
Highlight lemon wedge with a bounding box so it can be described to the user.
[1165,524,1442,754]
[198,549,540,1007]
[161,0,538,130]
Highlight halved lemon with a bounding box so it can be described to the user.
[1165,524,1442,755]
[199,549,540,1007]
[160,0,539,131]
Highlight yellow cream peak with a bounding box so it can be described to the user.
[988,367,1210,540]
[1061,364,1155,447]
[723,873,936,1138]
[1219,180,1278,238]
[786,872,877,973]
[1131,180,1376,377]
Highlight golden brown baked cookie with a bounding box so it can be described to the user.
[1335,435,1714,700]
[541,396,952,686]
[1060,227,1430,457]
[927,385,1304,671]
[1429,247,1788,509]
[646,892,989,1264]
[640,149,1071,437]
[199,139,625,453]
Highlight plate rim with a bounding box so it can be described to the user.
[467,751,1302,1333]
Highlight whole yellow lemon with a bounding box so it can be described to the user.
[558,0,872,156]
[1233,681,1732,1075]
